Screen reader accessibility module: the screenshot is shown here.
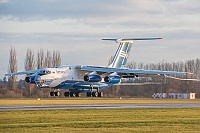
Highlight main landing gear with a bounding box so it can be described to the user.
[86,85,103,97]
[63,91,103,97]
[86,91,103,97]
[64,91,81,97]
[50,89,60,97]
[49,85,103,97]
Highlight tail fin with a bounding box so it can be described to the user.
[108,41,133,68]
[102,38,163,68]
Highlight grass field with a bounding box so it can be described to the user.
[0,98,200,132]
[0,98,200,106]
[0,108,200,133]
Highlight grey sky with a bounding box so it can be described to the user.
[0,0,199,79]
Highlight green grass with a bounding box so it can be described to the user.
[1,108,200,133]
[0,98,200,106]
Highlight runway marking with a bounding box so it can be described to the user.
[0,104,200,111]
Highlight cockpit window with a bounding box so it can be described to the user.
[38,70,51,76]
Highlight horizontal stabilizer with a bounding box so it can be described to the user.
[102,38,163,43]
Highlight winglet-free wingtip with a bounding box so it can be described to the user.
[5,73,12,76]
[186,72,194,75]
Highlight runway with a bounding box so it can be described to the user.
[1,103,200,111]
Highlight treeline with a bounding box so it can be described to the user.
[103,59,200,98]
[0,46,61,98]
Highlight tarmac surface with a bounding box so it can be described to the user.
[1,103,200,111]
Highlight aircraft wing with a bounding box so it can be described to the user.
[80,65,191,76]
[5,69,40,76]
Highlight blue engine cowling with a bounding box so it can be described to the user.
[84,74,102,82]
[25,75,36,84]
[104,75,121,83]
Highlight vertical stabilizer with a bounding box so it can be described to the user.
[102,38,163,68]
[108,41,133,68]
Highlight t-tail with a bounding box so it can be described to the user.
[102,38,163,68]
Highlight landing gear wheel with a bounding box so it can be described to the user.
[54,91,60,96]
[76,93,81,97]
[86,91,103,97]
[92,92,98,97]
[86,92,92,97]
[69,92,73,97]
[50,88,60,97]
[64,92,81,97]
[50,91,54,96]
[98,92,103,97]
[72,93,76,97]
[64,92,70,97]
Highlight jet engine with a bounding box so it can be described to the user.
[84,74,102,82]
[25,75,41,84]
[104,75,121,83]
[25,75,36,84]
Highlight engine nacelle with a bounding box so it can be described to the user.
[25,75,36,84]
[104,75,121,83]
[25,75,42,84]
[84,74,102,82]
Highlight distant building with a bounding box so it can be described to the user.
[168,93,196,99]
[152,92,196,99]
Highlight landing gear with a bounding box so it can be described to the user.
[50,89,60,97]
[86,92,92,97]
[98,92,103,97]
[86,91,103,97]
[64,91,81,97]
[86,85,103,97]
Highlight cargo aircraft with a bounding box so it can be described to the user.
[5,38,192,97]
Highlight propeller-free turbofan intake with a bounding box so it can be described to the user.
[25,75,42,84]
[25,75,36,84]
[84,74,102,82]
[104,75,121,83]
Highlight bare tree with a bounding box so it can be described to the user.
[44,50,52,68]
[36,49,45,69]
[108,56,113,66]
[52,50,61,67]
[195,58,200,79]
[7,46,17,91]
[127,61,137,69]
[24,48,35,71]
